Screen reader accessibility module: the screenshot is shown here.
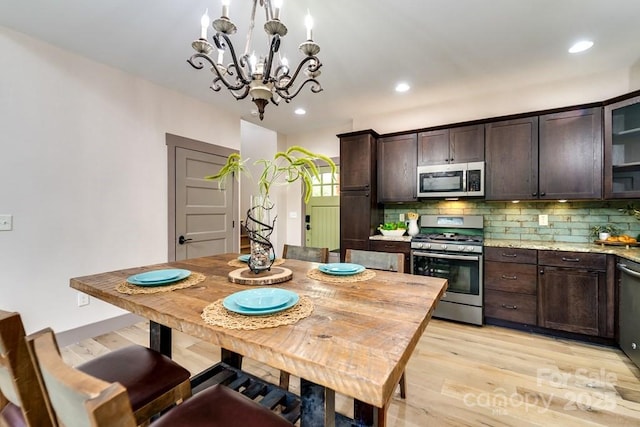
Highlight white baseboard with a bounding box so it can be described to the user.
[56,313,145,347]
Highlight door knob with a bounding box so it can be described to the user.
[178,235,193,245]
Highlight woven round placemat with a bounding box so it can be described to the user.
[201,296,313,330]
[227,258,286,268]
[306,268,376,283]
[116,272,206,294]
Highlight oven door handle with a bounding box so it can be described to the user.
[412,251,480,262]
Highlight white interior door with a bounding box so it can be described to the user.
[174,147,236,260]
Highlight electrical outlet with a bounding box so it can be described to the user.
[77,292,90,307]
[538,214,549,226]
[399,213,405,222]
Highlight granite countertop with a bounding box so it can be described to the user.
[367,235,640,263]
[485,239,640,263]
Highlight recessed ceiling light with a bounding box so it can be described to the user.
[395,82,410,93]
[294,108,306,115]
[568,40,594,54]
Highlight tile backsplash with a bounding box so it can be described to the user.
[384,200,640,243]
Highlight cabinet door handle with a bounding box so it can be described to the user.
[532,192,537,197]
[540,192,546,197]
[561,257,580,262]
[501,253,517,258]
[501,275,517,280]
[501,304,518,310]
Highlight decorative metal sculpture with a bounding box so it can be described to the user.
[245,198,276,273]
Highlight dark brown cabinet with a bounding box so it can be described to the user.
[538,251,613,338]
[485,107,602,201]
[377,134,417,202]
[484,247,537,325]
[418,125,484,165]
[539,108,603,200]
[338,130,382,261]
[369,239,411,273]
[485,117,538,201]
[604,94,640,199]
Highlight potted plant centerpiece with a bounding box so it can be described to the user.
[206,146,336,274]
[590,224,621,242]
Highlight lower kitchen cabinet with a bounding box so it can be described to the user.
[369,240,411,273]
[484,247,537,325]
[485,248,616,340]
[538,251,612,338]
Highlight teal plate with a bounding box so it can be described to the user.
[318,263,365,276]
[127,269,191,286]
[223,288,299,316]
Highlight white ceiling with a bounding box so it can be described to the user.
[2,0,640,135]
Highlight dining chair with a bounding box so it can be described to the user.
[0,309,56,427]
[279,243,330,389]
[282,244,329,264]
[1,309,192,426]
[27,328,292,427]
[345,249,407,398]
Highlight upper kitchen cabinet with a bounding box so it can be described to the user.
[377,134,417,202]
[485,117,539,201]
[485,107,602,201]
[338,130,382,260]
[539,107,602,200]
[604,94,640,198]
[340,131,378,191]
[418,125,484,165]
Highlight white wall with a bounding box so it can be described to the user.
[0,26,240,334]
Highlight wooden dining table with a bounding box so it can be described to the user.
[69,254,447,427]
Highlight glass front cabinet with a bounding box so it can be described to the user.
[605,94,640,198]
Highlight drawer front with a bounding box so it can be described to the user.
[485,262,537,294]
[538,250,606,270]
[485,290,537,324]
[485,247,537,264]
[369,240,410,254]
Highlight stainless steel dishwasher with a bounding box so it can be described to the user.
[617,260,640,369]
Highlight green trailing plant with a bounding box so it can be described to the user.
[622,204,640,221]
[205,146,336,203]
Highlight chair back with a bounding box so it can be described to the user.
[345,249,405,273]
[0,310,55,427]
[26,328,137,427]
[282,244,329,263]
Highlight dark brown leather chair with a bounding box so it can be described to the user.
[1,309,191,426]
[27,328,292,427]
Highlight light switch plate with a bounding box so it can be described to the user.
[0,215,12,231]
[538,214,549,226]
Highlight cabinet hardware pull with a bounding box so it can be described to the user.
[540,192,546,196]
[501,275,517,280]
[561,257,580,262]
[501,253,517,258]
[632,343,637,350]
[532,192,537,197]
[501,304,518,310]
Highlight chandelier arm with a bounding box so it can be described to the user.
[275,56,322,91]
[262,35,280,83]
[275,78,322,101]
[211,77,251,100]
[188,52,250,94]
[214,33,252,85]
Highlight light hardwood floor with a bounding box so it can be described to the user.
[61,319,640,426]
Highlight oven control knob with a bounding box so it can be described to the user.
[466,246,475,252]
[441,244,447,250]
[424,243,431,249]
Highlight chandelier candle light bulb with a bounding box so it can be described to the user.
[273,0,282,20]
[305,11,313,40]
[200,9,209,39]
[221,0,230,18]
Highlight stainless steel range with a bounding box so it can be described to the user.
[410,215,483,325]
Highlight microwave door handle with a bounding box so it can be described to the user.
[413,251,480,262]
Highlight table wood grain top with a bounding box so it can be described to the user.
[70,254,447,408]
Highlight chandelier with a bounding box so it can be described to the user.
[188,0,323,120]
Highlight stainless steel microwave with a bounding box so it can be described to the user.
[417,162,485,198]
